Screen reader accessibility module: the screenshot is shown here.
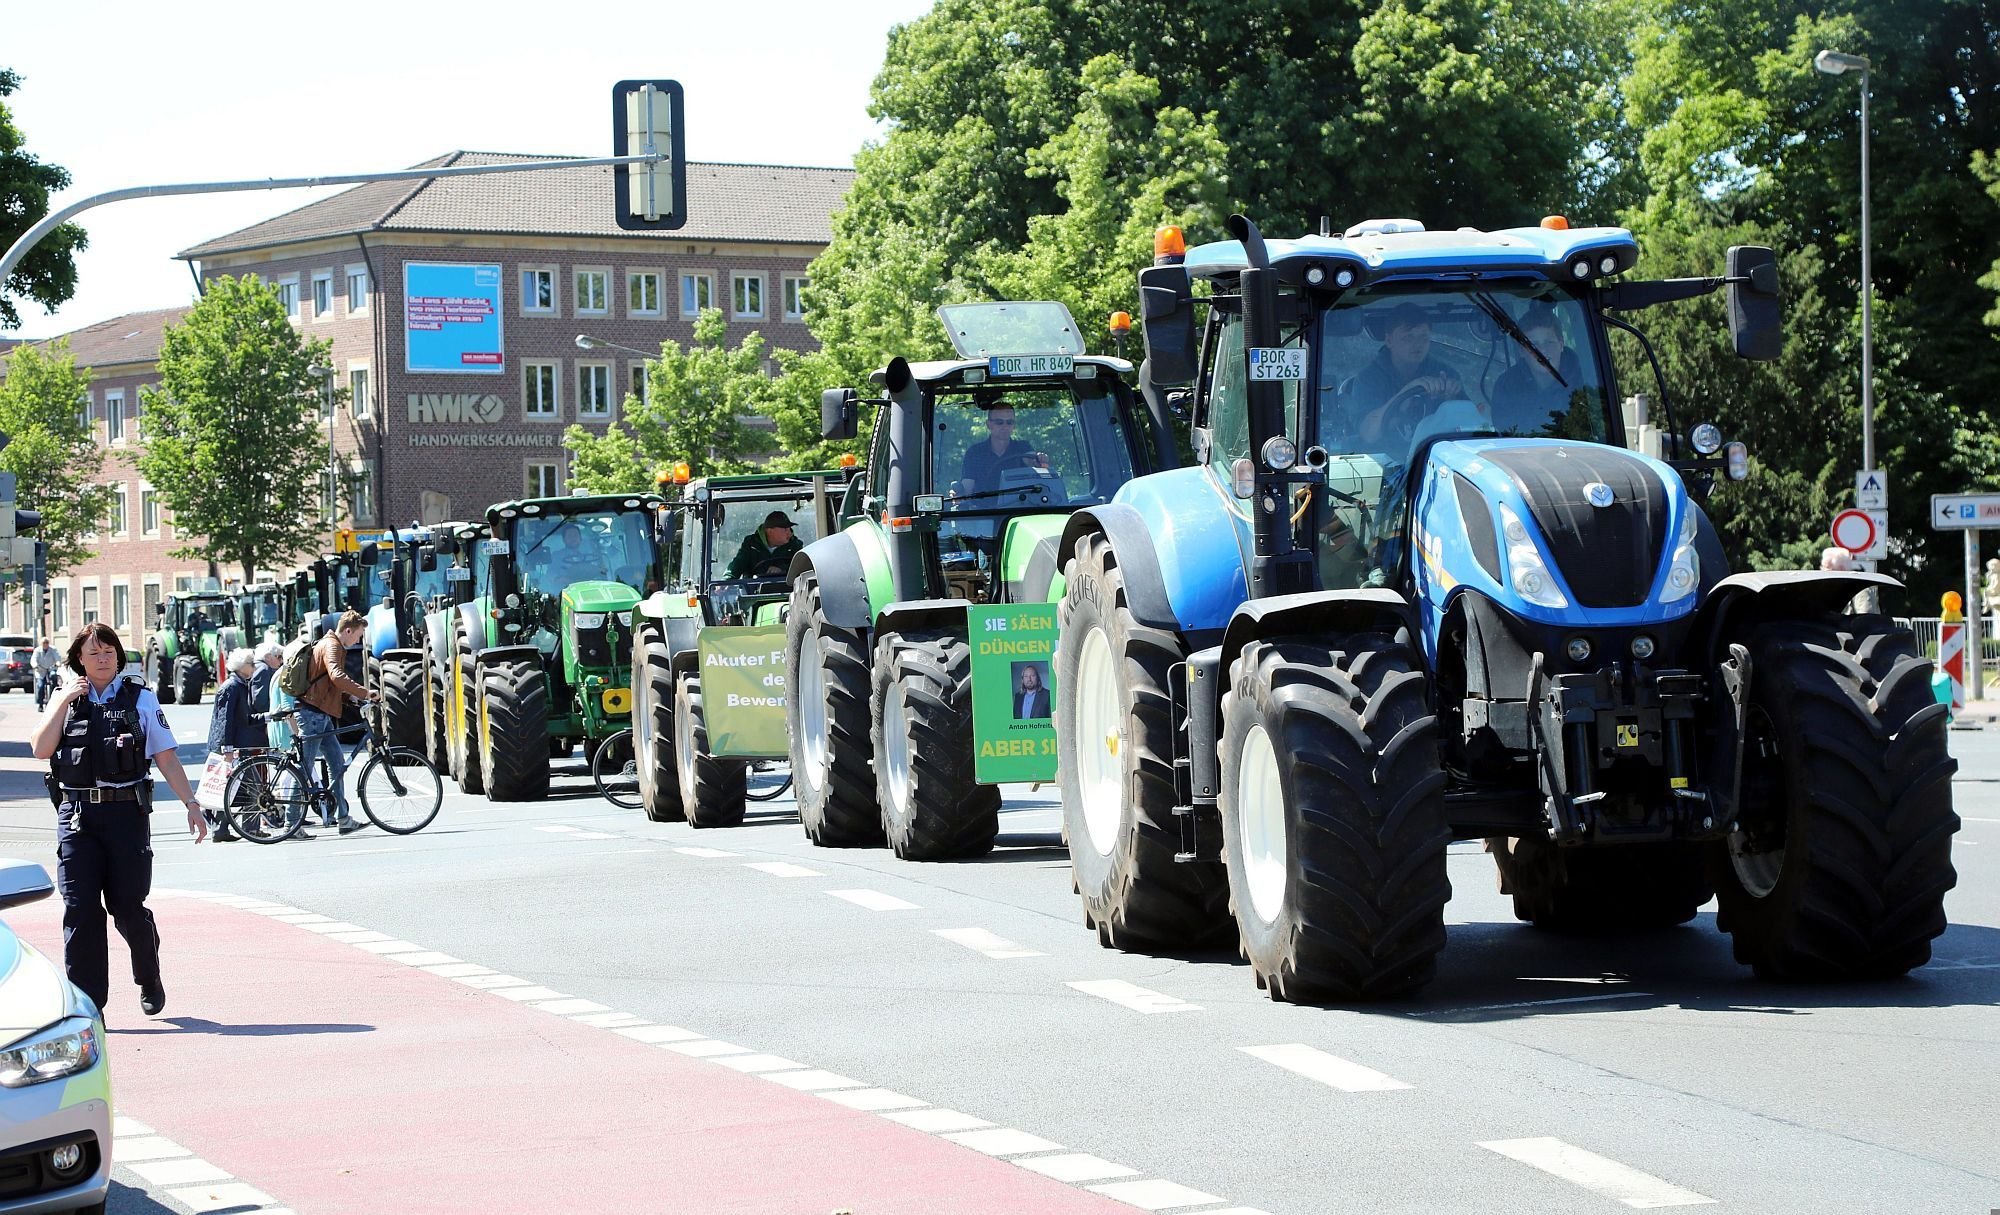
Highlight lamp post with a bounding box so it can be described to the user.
[1815,49,1874,480]
[310,363,337,528]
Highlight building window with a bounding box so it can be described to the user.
[141,487,159,536]
[51,587,67,634]
[109,484,128,536]
[142,579,161,625]
[105,390,125,442]
[173,575,195,593]
[783,276,809,321]
[521,267,556,314]
[77,392,91,435]
[276,276,300,319]
[576,363,612,419]
[523,361,559,420]
[312,272,333,320]
[731,273,764,319]
[349,365,372,421]
[527,460,562,499]
[347,265,371,314]
[630,363,649,406]
[112,583,130,631]
[350,460,375,525]
[81,586,98,626]
[628,271,661,316]
[575,269,609,316]
[680,272,712,317]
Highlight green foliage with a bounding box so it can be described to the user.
[0,68,87,331]
[562,309,776,494]
[0,339,110,577]
[138,275,338,585]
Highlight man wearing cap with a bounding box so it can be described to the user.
[728,511,804,579]
[1344,303,1462,449]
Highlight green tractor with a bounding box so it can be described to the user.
[631,466,857,826]
[445,494,664,800]
[144,589,236,705]
[786,301,1176,859]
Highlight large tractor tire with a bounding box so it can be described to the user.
[1219,633,1452,1003]
[785,574,883,847]
[632,626,685,823]
[146,643,174,704]
[378,655,425,754]
[1487,836,1710,931]
[478,657,550,802]
[450,617,485,795]
[674,670,748,828]
[1714,614,1958,980]
[874,629,998,859]
[421,650,450,775]
[173,655,204,706]
[1057,531,1231,950]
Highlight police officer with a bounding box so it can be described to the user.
[30,622,208,1017]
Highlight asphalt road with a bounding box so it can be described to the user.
[2,696,1996,1214]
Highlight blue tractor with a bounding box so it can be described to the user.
[362,526,453,754]
[1053,216,1959,1002]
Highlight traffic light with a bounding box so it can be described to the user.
[0,473,35,572]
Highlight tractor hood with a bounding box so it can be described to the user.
[561,580,643,615]
[1412,438,1698,631]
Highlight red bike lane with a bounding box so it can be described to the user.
[8,894,1141,1215]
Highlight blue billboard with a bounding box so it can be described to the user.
[404,262,504,375]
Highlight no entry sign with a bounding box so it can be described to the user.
[1830,508,1886,560]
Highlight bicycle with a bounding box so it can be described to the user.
[226,702,444,842]
[589,729,790,808]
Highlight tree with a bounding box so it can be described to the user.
[0,68,87,331]
[563,309,777,493]
[0,339,111,578]
[138,275,339,586]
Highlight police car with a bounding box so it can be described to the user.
[0,860,110,1213]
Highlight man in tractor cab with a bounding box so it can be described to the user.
[726,511,803,580]
[1345,303,1463,449]
[1489,303,1588,436]
[545,520,609,586]
[955,405,1044,496]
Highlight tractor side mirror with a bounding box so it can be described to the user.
[1137,263,1197,385]
[358,544,381,568]
[1726,245,1781,361]
[418,551,437,572]
[821,388,859,442]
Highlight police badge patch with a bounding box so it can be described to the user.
[156,711,169,728]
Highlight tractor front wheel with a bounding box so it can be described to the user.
[147,643,174,704]
[450,617,485,796]
[378,656,425,753]
[478,657,550,802]
[173,655,204,706]
[421,651,450,775]
[632,626,685,822]
[785,575,883,847]
[874,629,997,860]
[674,671,747,828]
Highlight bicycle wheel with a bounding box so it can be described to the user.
[592,730,642,809]
[357,747,443,834]
[225,754,310,844]
[746,763,792,802]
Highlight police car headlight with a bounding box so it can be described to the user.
[0,1017,98,1088]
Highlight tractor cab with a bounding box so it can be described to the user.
[145,590,235,704]
[663,470,852,626]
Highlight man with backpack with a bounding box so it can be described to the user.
[280,611,379,833]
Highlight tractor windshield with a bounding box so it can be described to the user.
[513,510,657,596]
[934,385,1137,511]
[708,495,818,584]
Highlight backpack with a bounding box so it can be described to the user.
[277,638,316,699]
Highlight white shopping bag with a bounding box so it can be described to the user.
[195,752,234,813]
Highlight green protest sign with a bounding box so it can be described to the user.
[698,624,789,758]
[968,603,1058,783]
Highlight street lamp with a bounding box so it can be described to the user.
[574,333,654,359]
[309,362,337,527]
[1816,49,1874,481]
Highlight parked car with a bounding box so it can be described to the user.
[0,650,32,695]
[0,860,110,1214]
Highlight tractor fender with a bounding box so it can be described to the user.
[474,644,543,670]
[789,530,877,631]
[380,648,424,664]
[453,603,492,658]
[364,603,399,661]
[877,598,968,639]
[1217,590,1419,689]
[670,647,700,679]
[1692,569,1902,657]
[1056,505,1179,630]
[664,615,700,663]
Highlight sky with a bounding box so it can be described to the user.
[4,0,933,338]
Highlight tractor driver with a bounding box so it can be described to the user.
[727,511,804,580]
[544,521,608,586]
[1345,303,1462,451]
[1489,303,1586,436]
[956,406,1044,497]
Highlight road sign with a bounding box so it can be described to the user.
[1830,508,1886,560]
[1855,469,1888,510]
[1931,493,2000,530]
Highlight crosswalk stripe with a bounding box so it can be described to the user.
[1477,1137,1717,1208]
[1237,1044,1411,1092]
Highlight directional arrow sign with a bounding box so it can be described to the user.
[1931,493,2000,530]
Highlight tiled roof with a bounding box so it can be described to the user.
[178,152,855,259]
[0,305,193,370]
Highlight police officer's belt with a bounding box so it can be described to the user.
[58,786,146,803]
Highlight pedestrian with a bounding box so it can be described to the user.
[297,610,379,834]
[204,649,268,843]
[32,637,60,710]
[28,621,208,1018]
[1821,544,1880,614]
[250,641,282,717]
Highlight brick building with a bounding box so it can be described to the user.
[2,152,852,640]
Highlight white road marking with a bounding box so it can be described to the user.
[454,972,531,989]
[615,1024,705,1043]
[882,1108,994,1133]
[745,860,823,877]
[296,921,366,934]
[661,1039,749,1057]
[818,1087,928,1112]
[128,1157,231,1186]
[1417,992,1652,1016]
[352,938,422,954]
[1959,815,2000,822]
[488,985,569,1002]
[828,888,920,911]
[1067,979,1201,1014]
[268,912,329,923]
[712,1053,808,1073]
[933,927,1045,958]
[535,824,579,833]
[325,930,394,943]
[387,951,461,967]
[167,1182,277,1212]
[762,1068,864,1091]
[1478,1137,1717,1208]
[529,998,611,1015]
[571,1012,650,1028]
[113,1136,191,1162]
[1014,1154,1139,1183]
[675,846,740,857]
[419,962,494,978]
[111,1115,153,1137]
[942,1128,1065,1156]
[1237,1044,1412,1092]
[1086,1179,1226,1210]
[569,830,618,839]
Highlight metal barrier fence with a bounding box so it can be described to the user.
[1898,616,1996,688]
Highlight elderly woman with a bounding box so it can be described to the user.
[205,648,268,842]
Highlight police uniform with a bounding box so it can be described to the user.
[46,673,175,1013]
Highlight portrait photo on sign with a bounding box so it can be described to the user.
[1011,661,1051,720]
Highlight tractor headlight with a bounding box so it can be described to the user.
[1690,423,1723,455]
[1498,505,1569,609]
[1261,436,1298,471]
[0,1017,98,1088]
[1662,511,1700,603]
[573,613,606,630]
